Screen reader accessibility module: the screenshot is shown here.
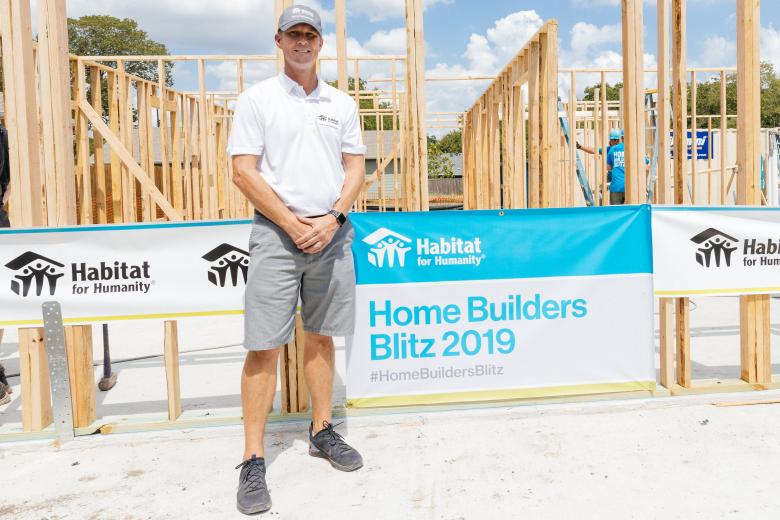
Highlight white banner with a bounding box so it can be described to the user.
[0,220,252,326]
[652,207,780,296]
[348,207,656,407]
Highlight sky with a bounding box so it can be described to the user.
[36,0,780,124]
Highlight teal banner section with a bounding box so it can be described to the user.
[351,205,652,285]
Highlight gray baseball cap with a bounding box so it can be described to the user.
[278,5,323,35]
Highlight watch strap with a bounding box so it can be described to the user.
[328,209,346,227]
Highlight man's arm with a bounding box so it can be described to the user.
[333,152,366,215]
[231,154,311,243]
[578,143,598,155]
[295,152,365,253]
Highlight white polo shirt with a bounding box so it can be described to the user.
[227,72,366,217]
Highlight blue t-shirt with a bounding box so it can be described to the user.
[606,142,625,193]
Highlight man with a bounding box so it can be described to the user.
[578,128,624,204]
[605,130,626,205]
[576,128,621,159]
[227,5,366,516]
[0,124,11,405]
[1,125,10,227]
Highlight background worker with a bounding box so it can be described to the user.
[0,124,11,405]
[578,128,624,204]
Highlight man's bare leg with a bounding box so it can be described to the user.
[303,332,334,434]
[241,348,280,460]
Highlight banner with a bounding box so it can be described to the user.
[0,220,252,326]
[347,206,656,407]
[670,130,712,160]
[652,206,780,296]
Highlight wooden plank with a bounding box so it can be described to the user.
[184,98,196,220]
[404,0,429,211]
[64,325,96,428]
[38,0,77,226]
[691,70,698,203]
[91,67,108,223]
[116,61,134,223]
[670,378,762,396]
[737,0,770,385]
[707,115,713,203]
[527,41,541,208]
[158,59,172,207]
[198,59,212,219]
[137,83,153,221]
[164,320,182,421]
[76,61,93,225]
[19,327,52,432]
[294,314,309,412]
[593,89,601,204]
[514,85,527,208]
[170,97,184,214]
[237,59,245,94]
[672,0,687,205]
[657,0,672,204]
[600,72,609,205]
[713,399,780,408]
[1,0,44,226]
[281,343,297,414]
[658,298,675,389]
[79,99,184,220]
[208,96,220,217]
[335,0,348,92]
[621,0,645,205]
[720,70,727,204]
[106,71,123,222]
[539,24,559,208]
[490,90,501,208]
[569,73,577,207]
[675,297,691,388]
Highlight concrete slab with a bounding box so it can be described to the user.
[2,392,780,519]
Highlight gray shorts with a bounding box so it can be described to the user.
[244,213,356,350]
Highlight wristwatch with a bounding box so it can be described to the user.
[328,209,347,227]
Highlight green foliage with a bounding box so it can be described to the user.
[691,62,780,128]
[427,136,454,178]
[437,130,462,154]
[326,77,395,131]
[581,62,780,128]
[583,82,623,101]
[68,15,173,86]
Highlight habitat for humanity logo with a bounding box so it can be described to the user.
[201,243,249,287]
[362,227,485,269]
[362,228,412,268]
[690,228,738,267]
[5,251,65,296]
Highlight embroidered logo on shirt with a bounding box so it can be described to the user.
[317,115,339,128]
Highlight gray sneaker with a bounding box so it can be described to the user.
[309,421,363,472]
[235,455,271,515]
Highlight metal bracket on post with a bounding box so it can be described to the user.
[42,302,74,443]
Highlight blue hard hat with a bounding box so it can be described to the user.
[609,129,622,140]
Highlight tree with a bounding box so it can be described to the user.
[326,77,395,131]
[583,82,622,101]
[427,136,454,178]
[68,15,173,86]
[437,130,462,154]
[581,62,780,128]
[692,62,780,128]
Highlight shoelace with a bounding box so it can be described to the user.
[318,421,351,454]
[235,455,266,493]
